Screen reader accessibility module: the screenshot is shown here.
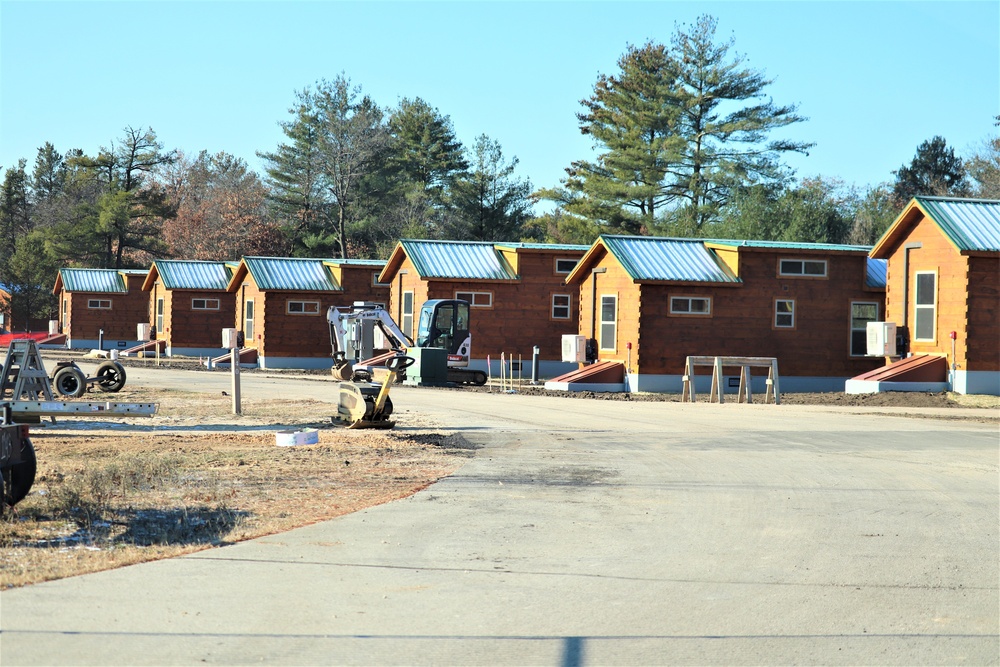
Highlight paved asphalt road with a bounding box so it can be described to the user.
[2,364,998,666]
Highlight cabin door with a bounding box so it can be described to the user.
[243,299,255,345]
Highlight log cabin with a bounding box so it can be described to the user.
[865,196,999,395]
[561,235,887,393]
[52,268,149,350]
[378,240,589,377]
[141,260,238,357]
[225,256,389,369]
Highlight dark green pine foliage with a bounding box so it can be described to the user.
[388,97,467,202]
[258,95,329,255]
[892,136,969,206]
[539,42,681,235]
[448,135,534,242]
[666,15,812,233]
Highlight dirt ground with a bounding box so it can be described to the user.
[2,352,997,590]
[1,385,472,590]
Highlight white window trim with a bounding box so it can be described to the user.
[455,291,493,308]
[192,298,220,311]
[244,299,255,341]
[287,300,321,315]
[779,258,828,278]
[599,294,617,351]
[669,295,712,316]
[913,270,937,342]
[88,299,112,309]
[401,291,414,338]
[551,293,571,320]
[774,299,795,329]
[555,258,578,274]
[850,301,880,357]
[155,298,164,333]
[372,272,390,287]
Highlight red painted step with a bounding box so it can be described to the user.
[851,354,947,383]
[547,360,625,385]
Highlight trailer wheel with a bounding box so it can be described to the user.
[3,437,36,507]
[53,365,87,398]
[95,361,127,392]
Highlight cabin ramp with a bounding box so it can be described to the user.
[544,360,626,392]
[121,340,166,357]
[845,354,949,394]
[209,347,259,368]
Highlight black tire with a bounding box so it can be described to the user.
[3,437,36,507]
[52,365,87,398]
[95,361,127,392]
[471,371,488,386]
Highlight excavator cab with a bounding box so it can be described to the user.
[416,299,471,367]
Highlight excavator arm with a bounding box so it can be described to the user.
[327,305,413,381]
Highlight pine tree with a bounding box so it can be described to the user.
[540,15,812,235]
[892,136,969,205]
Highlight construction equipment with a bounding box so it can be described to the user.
[334,354,414,429]
[2,339,127,400]
[0,342,157,509]
[327,300,487,385]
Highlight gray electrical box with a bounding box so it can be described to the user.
[402,347,449,386]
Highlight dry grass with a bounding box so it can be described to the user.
[0,387,470,589]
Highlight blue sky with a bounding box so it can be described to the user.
[1,1,997,204]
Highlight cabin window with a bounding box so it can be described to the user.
[779,259,827,278]
[401,291,414,338]
[670,296,712,316]
[372,271,390,287]
[287,300,320,315]
[850,302,879,356]
[774,299,795,328]
[455,291,493,308]
[551,294,571,320]
[155,298,164,333]
[555,258,578,274]
[914,271,937,341]
[244,299,255,341]
[599,295,617,350]
[192,298,220,310]
[88,299,112,309]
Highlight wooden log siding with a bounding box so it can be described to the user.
[162,290,237,348]
[235,265,389,360]
[387,251,583,360]
[883,217,976,367]
[964,255,999,371]
[62,274,149,341]
[586,249,884,378]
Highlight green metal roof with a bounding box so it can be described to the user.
[600,236,740,283]
[400,240,518,280]
[325,258,386,267]
[494,242,590,252]
[243,257,342,291]
[705,238,872,253]
[58,268,128,293]
[154,260,232,290]
[915,196,1000,252]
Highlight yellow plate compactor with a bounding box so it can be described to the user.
[335,354,414,429]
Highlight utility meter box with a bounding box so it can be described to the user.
[137,323,151,342]
[562,335,587,363]
[222,328,240,349]
[866,322,897,356]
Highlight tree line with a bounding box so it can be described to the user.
[1,14,997,328]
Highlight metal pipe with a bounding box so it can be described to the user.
[531,345,539,384]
